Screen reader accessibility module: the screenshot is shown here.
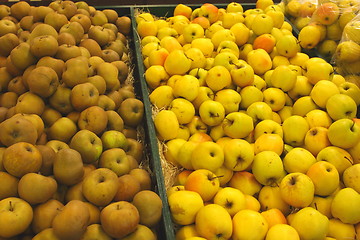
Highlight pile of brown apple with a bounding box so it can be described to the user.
[0,1,163,239]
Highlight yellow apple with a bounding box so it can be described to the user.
[213,187,246,217]
[169,98,196,125]
[331,187,360,224]
[282,115,310,147]
[222,111,254,139]
[270,65,297,92]
[184,169,220,202]
[239,85,264,110]
[279,172,315,208]
[327,218,356,240]
[191,141,224,172]
[154,109,179,141]
[316,146,353,175]
[290,207,329,240]
[168,190,204,225]
[247,48,272,75]
[232,209,269,240]
[292,96,318,117]
[254,119,283,140]
[305,109,332,128]
[228,171,262,196]
[306,161,340,196]
[304,126,331,156]
[326,93,358,121]
[258,185,291,215]
[265,223,300,240]
[283,147,316,173]
[343,164,360,193]
[223,138,254,171]
[195,204,233,239]
[327,118,360,149]
[199,100,225,127]
[309,195,333,218]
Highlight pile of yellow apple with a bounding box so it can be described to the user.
[136,2,360,239]
[0,1,163,239]
[295,0,360,61]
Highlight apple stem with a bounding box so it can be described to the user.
[9,201,13,212]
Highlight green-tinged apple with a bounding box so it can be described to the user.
[282,115,309,147]
[331,188,360,224]
[283,147,316,174]
[184,169,220,202]
[326,93,358,120]
[239,85,264,109]
[276,34,299,58]
[198,100,225,127]
[252,150,286,186]
[304,126,331,156]
[263,87,286,111]
[270,65,297,92]
[279,172,315,208]
[316,146,354,175]
[99,148,130,177]
[339,82,360,105]
[343,164,360,193]
[327,118,360,149]
[290,207,329,240]
[164,138,186,167]
[222,111,254,139]
[191,141,224,172]
[254,119,283,140]
[223,138,254,171]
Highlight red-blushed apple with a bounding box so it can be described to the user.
[184,169,220,202]
[100,201,140,238]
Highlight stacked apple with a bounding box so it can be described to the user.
[0,1,164,239]
[296,0,360,61]
[136,2,360,239]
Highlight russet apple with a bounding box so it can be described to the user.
[53,148,84,186]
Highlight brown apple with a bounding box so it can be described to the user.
[101,49,120,63]
[21,64,36,89]
[90,10,108,26]
[69,129,103,164]
[49,86,74,115]
[103,9,118,23]
[0,5,10,19]
[107,90,122,110]
[10,1,31,21]
[36,56,65,80]
[5,56,23,76]
[87,75,107,95]
[88,25,110,47]
[61,56,89,88]
[75,1,90,12]
[47,117,78,143]
[127,154,139,170]
[0,33,19,57]
[100,201,139,238]
[53,148,84,186]
[3,141,42,177]
[31,6,54,23]
[105,110,124,132]
[123,127,139,140]
[64,181,86,203]
[36,144,56,176]
[121,224,157,240]
[15,91,45,115]
[79,38,102,57]
[51,0,77,19]
[0,115,38,146]
[41,107,62,128]
[0,107,7,122]
[18,30,30,43]
[76,8,90,17]
[103,23,119,36]
[30,35,59,58]
[132,190,163,227]
[0,171,19,200]
[0,56,6,67]
[99,148,130,176]
[10,42,37,71]
[84,202,101,225]
[27,66,59,98]
[116,16,131,35]
[97,94,116,111]
[70,82,100,112]
[44,11,68,32]
[57,32,76,46]
[82,167,119,206]
[117,98,144,128]
[32,228,62,240]
[18,172,57,205]
[59,21,85,45]
[55,44,82,62]
[5,106,16,119]
[12,113,45,138]
[0,67,12,92]
[7,76,27,95]
[80,223,112,240]
[0,91,18,108]
[78,106,108,135]
[129,168,151,191]
[70,14,92,33]
[0,19,17,37]
[45,140,70,153]
[66,111,80,123]
[112,60,129,83]
[114,174,141,202]
[31,199,64,234]
[52,200,90,240]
